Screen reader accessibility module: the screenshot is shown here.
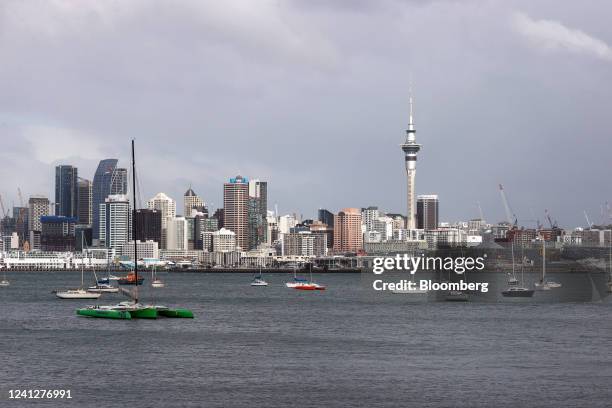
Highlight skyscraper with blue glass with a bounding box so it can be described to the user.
[92,159,127,241]
[55,165,78,218]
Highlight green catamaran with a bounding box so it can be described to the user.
[77,140,193,320]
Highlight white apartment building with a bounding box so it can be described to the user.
[99,194,131,251]
[121,240,160,260]
[166,216,188,250]
[212,228,236,252]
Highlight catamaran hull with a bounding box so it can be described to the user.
[157,308,194,318]
[125,308,157,319]
[76,309,132,319]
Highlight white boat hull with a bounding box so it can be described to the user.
[56,290,102,299]
[87,286,119,293]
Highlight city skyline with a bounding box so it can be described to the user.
[1,1,612,226]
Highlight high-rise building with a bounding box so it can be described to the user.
[283,231,327,257]
[223,175,249,251]
[318,208,334,248]
[183,187,204,217]
[147,192,176,249]
[248,179,267,250]
[55,165,78,218]
[417,195,439,230]
[99,194,131,252]
[333,208,363,253]
[28,196,50,250]
[318,209,334,227]
[92,159,120,241]
[309,220,334,249]
[166,216,188,250]
[12,206,28,249]
[28,196,50,233]
[133,209,162,245]
[40,216,77,252]
[212,208,224,229]
[400,94,421,230]
[77,178,92,226]
[110,168,128,196]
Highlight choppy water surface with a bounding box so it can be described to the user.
[1,271,612,407]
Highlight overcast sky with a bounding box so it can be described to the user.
[1,0,611,227]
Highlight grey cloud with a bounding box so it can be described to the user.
[0,0,611,226]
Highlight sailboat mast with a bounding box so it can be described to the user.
[132,139,138,303]
[542,237,546,281]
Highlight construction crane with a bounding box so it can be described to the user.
[498,184,517,227]
[476,201,485,221]
[0,193,7,218]
[17,187,24,207]
[584,211,593,229]
[544,209,558,229]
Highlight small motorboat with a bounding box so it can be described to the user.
[87,283,119,293]
[251,277,268,287]
[501,287,534,297]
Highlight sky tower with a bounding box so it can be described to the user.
[401,94,421,230]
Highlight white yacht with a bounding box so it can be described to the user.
[0,265,9,287]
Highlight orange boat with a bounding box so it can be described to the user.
[118,272,145,285]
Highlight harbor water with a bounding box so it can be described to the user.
[2,271,612,407]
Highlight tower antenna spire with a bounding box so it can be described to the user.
[401,84,421,230]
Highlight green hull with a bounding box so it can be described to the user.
[158,308,194,318]
[76,309,132,319]
[129,308,158,319]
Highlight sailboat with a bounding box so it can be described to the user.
[56,254,101,299]
[97,261,120,284]
[86,244,119,293]
[502,241,534,297]
[251,267,268,286]
[0,265,9,287]
[151,266,165,288]
[77,140,192,319]
[285,264,308,288]
[294,264,326,291]
[535,237,561,290]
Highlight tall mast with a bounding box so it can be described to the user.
[132,139,138,304]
